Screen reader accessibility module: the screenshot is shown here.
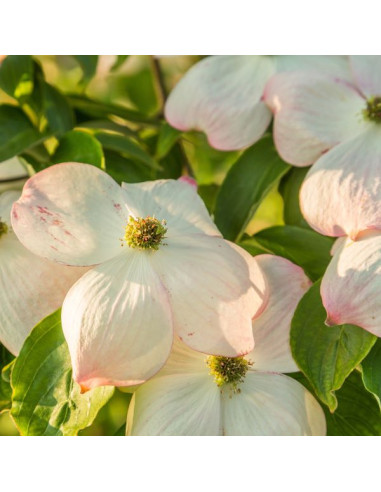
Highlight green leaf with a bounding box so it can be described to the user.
[198,184,220,214]
[0,105,42,161]
[0,55,34,100]
[111,55,129,72]
[362,339,381,409]
[104,150,153,184]
[0,345,14,414]
[69,95,158,124]
[279,166,310,228]
[73,55,98,85]
[41,82,75,134]
[95,131,161,170]
[253,225,335,281]
[291,371,381,435]
[327,371,381,435]
[290,281,377,411]
[156,123,182,159]
[182,131,240,185]
[122,65,159,115]
[238,236,273,257]
[77,119,136,138]
[11,310,114,436]
[52,130,104,168]
[214,135,290,241]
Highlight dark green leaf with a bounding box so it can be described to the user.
[0,105,42,161]
[111,55,129,72]
[96,131,161,170]
[155,142,183,180]
[69,95,158,124]
[52,130,104,168]
[279,166,310,228]
[327,371,381,435]
[290,281,376,411]
[214,135,290,241]
[73,55,98,85]
[198,184,220,214]
[362,339,381,409]
[291,371,381,435]
[238,236,273,257]
[104,150,153,184]
[11,310,114,436]
[41,82,74,134]
[253,225,335,280]
[156,123,182,159]
[0,55,34,100]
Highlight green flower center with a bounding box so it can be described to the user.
[124,216,167,250]
[0,220,8,238]
[207,356,251,393]
[363,96,381,122]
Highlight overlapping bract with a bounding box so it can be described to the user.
[127,255,326,436]
[0,190,85,354]
[12,163,262,390]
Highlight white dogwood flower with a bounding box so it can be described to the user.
[12,163,261,391]
[266,56,381,241]
[127,255,326,436]
[0,190,85,354]
[165,55,351,151]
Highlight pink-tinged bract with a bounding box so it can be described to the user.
[321,231,381,336]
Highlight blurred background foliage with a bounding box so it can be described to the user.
[0,55,379,436]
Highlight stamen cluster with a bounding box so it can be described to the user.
[363,96,381,122]
[124,216,167,250]
[207,355,251,393]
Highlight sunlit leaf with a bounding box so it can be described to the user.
[111,55,129,72]
[291,281,376,411]
[0,55,34,100]
[52,130,104,168]
[11,310,114,436]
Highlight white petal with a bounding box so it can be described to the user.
[275,55,352,81]
[121,179,220,237]
[222,372,326,436]
[0,190,22,227]
[165,55,274,151]
[321,231,381,336]
[350,55,381,98]
[157,336,207,378]
[12,163,128,266]
[0,232,86,355]
[127,372,221,436]
[62,250,173,390]
[248,255,311,373]
[264,71,368,166]
[152,236,263,357]
[300,126,381,239]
